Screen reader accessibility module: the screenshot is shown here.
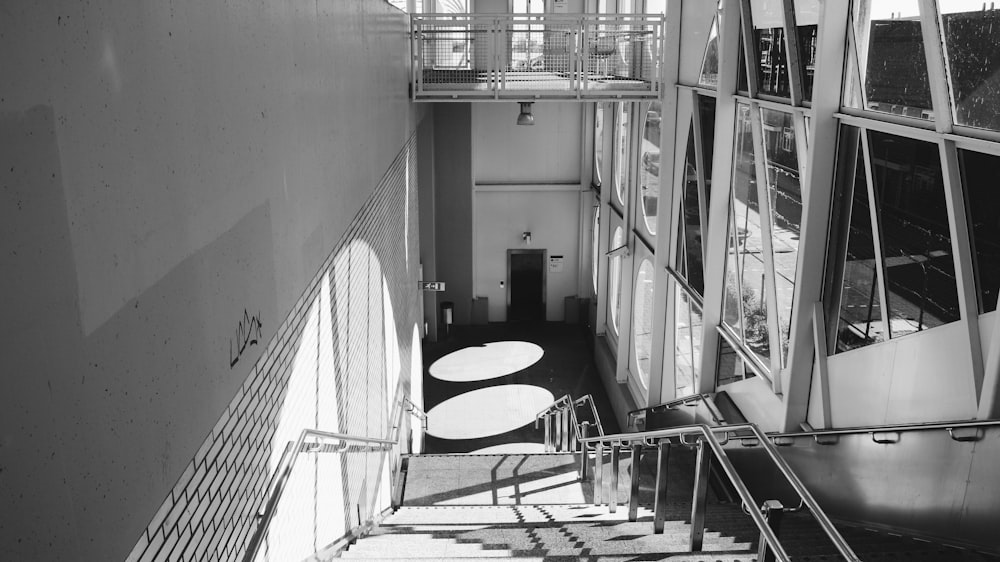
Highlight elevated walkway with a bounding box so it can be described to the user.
[410,14,665,102]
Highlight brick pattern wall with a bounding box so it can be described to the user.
[125,135,421,562]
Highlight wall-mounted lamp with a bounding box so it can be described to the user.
[516,102,534,126]
[522,231,532,245]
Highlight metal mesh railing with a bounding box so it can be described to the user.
[411,13,665,100]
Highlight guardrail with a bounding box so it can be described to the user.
[411,13,665,100]
[534,393,605,453]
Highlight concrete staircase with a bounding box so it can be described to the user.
[320,451,999,561]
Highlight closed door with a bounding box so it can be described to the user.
[508,250,546,322]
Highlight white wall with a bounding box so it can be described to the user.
[473,103,582,184]
[820,322,980,427]
[475,187,582,321]
[0,1,413,559]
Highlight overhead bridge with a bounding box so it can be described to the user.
[410,13,665,101]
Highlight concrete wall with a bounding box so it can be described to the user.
[0,1,417,560]
[433,104,475,325]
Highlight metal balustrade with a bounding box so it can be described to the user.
[242,396,428,562]
[536,393,860,562]
[410,13,665,101]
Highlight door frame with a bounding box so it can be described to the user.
[507,248,548,321]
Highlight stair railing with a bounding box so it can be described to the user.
[578,423,862,562]
[534,394,605,454]
[242,395,427,562]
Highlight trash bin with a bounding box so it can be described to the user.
[440,301,454,336]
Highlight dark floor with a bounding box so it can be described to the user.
[421,322,621,454]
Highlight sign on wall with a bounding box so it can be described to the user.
[549,255,564,273]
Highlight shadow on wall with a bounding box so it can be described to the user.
[1,103,288,561]
[0,104,422,561]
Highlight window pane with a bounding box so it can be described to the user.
[680,124,705,295]
[795,0,820,101]
[959,149,1000,313]
[749,0,791,97]
[610,226,625,333]
[731,104,771,367]
[594,104,605,187]
[938,5,1000,131]
[836,140,885,352]
[723,208,743,335]
[675,285,703,396]
[640,102,662,234]
[761,108,802,365]
[592,204,601,295]
[854,0,933,120]
[698,95,717,212]
[868,130,960,336]
[699,16,720,88]
[615,103,630,207]
[634,260,655,389]
[717,335,754,386]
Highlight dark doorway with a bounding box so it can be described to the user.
[508,249,546,323]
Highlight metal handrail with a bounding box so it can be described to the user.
[579,423,862,562]
[534,394,606,445]
[626,393,725,428]
[771,418,1000,439]
[242,396,426,562]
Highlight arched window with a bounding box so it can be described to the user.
[614,103,630,208]
[609,226,624,333]
[593,104,605,188]
[639,102,661,234]
[633,259,654,390]
[592,204,601,295]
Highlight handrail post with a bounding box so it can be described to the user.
[557,410,564,451]
[652,441,670,533]
[628,443,642,521]
[609,443,621,513]
[689,438,711,551]
[562,408,571,451]
[569,410,577,452]
[579,422,590,480]
[757,500,785,562]
[594,441,604,505]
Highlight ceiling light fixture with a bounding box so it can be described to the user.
[516,102,534,126]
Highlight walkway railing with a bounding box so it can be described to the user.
[578,424,862,562]
[411,13,665,100]
[242,396,427,562]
